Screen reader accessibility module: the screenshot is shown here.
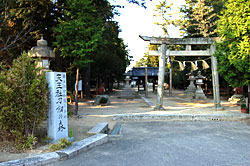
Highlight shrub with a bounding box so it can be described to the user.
[241,104,247,109]
[49,138,73,151]
[0,52,48,149]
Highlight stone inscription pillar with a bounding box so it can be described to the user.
[46,72,68,143]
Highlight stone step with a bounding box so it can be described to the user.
[88,122,109,135]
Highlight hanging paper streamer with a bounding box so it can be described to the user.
[173,57,211,71]
[178,61,185,71]
[183,61,186,67]
[190,62,198,71]
[167,57,170,64]
[202,60,209,69]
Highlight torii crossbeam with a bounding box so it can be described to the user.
[139,35,222,110]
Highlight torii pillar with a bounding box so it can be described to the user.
[210,44,221,109]
[154,43,167,110]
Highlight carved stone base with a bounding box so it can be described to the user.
[194,87,207,100]
[120,85,135,99]
[185,83,196,99]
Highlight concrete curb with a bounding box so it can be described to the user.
[135,92,250,122]
[57,134,108,159]
[0,134,108,166]
[0,152,60,166]
[113,113,250,121]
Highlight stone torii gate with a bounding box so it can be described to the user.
[139,35,222,110]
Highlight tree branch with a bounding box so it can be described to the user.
[0,26,35,52]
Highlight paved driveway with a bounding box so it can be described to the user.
[48,121,250,166]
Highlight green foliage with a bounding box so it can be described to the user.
[241,104,247,109]
[54,0,104,68]
[40,136,52,145]
[154,0,225,37]
[69,129,74,138]
[17,134,38,150]
[67,110,73,117]
[54,0,107,115]
[179,0,219,37]
[91,21,129,84]
[135,45,159,67]
[187,0,217,37]
[0,0,57,65]
[1,0,129,98]
[127,0,148,8]
[49,138,73,151]
[0,52,48,149]
[153,0,226,89]
[215,0,250,87]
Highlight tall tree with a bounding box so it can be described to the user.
[135,45,159,67]
[154,0,227,90]
[215,0,250,88]
[154,0,225,37]
[0,0,58,65]
[54,0,104,115]
[182,0,217,37]
[91,21,129,91]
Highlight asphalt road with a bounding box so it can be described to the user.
[48,121,250,166]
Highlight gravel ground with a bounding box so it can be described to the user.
[0,89,247,163]
[0,89,148,162]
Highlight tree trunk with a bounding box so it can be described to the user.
[109,76,113,92]
[97,76,100,89]
[248,83,250,113]
[74,67,79,115]
[226,83,230,99]
[137,80,140,92]
[84,63,91,99]
[169,59,173,96]
[145,67,148,97]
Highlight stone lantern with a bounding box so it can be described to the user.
[194,71,207,100]
[121,75,135,99]
[124,75,131,88]
[185,71,196,98]
[28,37,55,70]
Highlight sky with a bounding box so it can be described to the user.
[109,0,185,71]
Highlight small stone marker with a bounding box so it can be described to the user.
[46,72,68,143]
[95,95,110,105]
